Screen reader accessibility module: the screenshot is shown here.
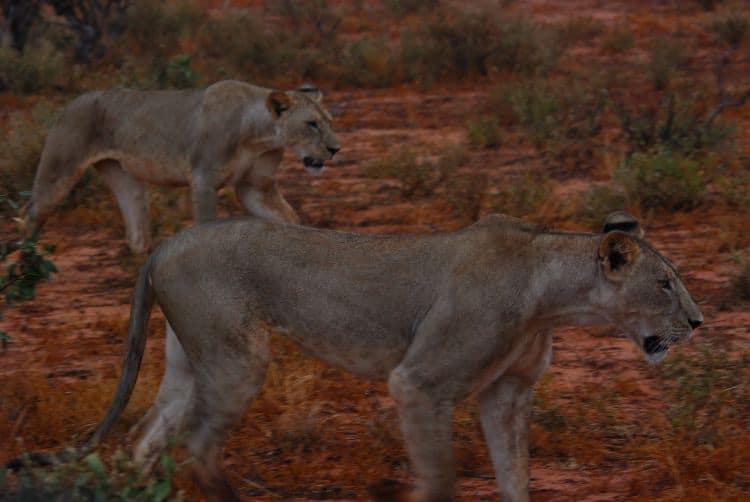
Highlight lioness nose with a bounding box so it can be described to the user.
[327,146,340,157]
[688,318,702,330]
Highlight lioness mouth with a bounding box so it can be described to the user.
[643,335,665,355]
[303,157,324,170]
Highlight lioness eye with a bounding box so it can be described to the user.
[660,279,672,291]
[307,121,319,130]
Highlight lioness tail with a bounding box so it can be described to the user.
[86,257,156,447]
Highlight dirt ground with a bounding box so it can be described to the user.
[2,85,748,501]
[2,0,750,500]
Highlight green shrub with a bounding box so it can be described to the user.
[340,36,398,88]
[0,104,59,202]
[504,76,606,165]
[196,12,278,79]
[613,90,733,154]
[577,185,628,229]
[617,148,707,211]
[363,146,464,198]
[467,116,502,149]
[123,0,203,57]
[557,16,604,45]
[711,11,750,49]
[733,252,750,300]
[399,9,563,86]
[1,450,181,501]
[601,20,634,53]
[695,0,726,11]
[646,36,688,91]
[490,171,550,217]
[383,0,439,16]
[0,41,63,94]
[155,54,200,89]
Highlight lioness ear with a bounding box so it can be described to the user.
[296,83,323,103]
[602,211,644,238]
[598,231,640,281]
[266,91,292,118]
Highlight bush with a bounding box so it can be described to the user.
[0,104,59,202]
[577,185,628,229]
[363,146,464,198]
[490,171,550,217]
[617,148,707,211]
[613,89,733,155]
[196,11,278,80]
[1,450,180,501]
[399,9,563,86]
[122,0,203,57]
[711,11,750,49]
[646,36,688,91]
[0,41,63,94]
[340,36,398,88]
[733,252,750,300]
[601,20,634,53]
[467,116,502,149]
[504,76,606,167]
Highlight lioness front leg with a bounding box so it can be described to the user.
[189,169,218,223]
[479,333,552,502]
[389,368,456,502]
[237,149,300,224]
[236,180,299,224]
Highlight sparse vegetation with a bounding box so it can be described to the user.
[467,116,502,149]
[617,148,707,211]
[363,146,464,198]
[1,450,181,501]
[601,20,634,53]
[733,251,750,300]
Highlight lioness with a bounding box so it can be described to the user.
[85,213,701,501]
[21,80,340,253]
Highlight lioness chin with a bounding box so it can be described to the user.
[82,212,701,501]
[21,80,340,253]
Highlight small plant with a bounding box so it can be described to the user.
[601,20,634,53]
[467,116,502,149]
[1,196,57,348]
[617,148,707,211]
[0,41,63,94]
[711,11,750,49]
[0,104,59,203]
[733,251,750,300]
[576,185,628,229]
[363,146,464,198]
[1,450,181,501]
[341,36,398,88]
[491,171,550,217]
[646,36,688,91]
[156,54,199,89]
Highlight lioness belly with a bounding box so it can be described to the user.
[281,325,410,379]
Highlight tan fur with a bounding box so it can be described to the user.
[22,80,340,252]
[87,213,702,501]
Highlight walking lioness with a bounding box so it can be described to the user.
[85,213,701,501]
[21,80,340,252]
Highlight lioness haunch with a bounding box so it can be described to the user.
[86,213,702,501]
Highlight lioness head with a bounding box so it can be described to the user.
[596,212,703,364]
[266,85,340,173]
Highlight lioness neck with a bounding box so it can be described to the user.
[523,232,607,330]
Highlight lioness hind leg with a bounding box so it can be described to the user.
[97,160,151,253]
[133,323,194,468]
[25,133,91,233]
[182,326,271,501]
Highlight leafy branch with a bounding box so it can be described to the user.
[1,195,57,348]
